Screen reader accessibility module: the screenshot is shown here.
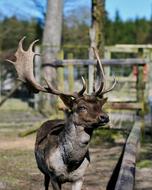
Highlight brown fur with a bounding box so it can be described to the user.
[35,119,65,151]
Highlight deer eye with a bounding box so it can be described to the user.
[78,106,87,112]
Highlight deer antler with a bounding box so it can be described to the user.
[92,47,116,97]
[7,37,87,97]
[6,36,47,93]
[44,76,86,98]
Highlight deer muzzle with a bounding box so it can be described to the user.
[98,113,109,124]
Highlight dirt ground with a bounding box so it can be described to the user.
[0,123,124,190]
[0,124,152,190]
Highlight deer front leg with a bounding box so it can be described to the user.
[44,174,50,190]
[72,179,83,190]
[50,178,61,190]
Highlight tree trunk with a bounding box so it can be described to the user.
[90,0,105,57]
[89,0,105,93]
[42,0,63,112]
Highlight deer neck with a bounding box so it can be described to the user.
[59,114,92,167]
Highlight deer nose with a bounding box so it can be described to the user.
[99,114,109,123]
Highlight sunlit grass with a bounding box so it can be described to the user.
[0,98,30,111]
[137,160,152,168]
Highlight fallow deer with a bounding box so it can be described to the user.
[7,37,116,190]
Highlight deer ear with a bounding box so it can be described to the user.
[60,95,74,109]
[100,97,108,106]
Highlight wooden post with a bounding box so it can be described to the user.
[57,50,64,117]
[67,53,74,92]
[57,50,64,91]
[142,49,149,99]
[34,46,41,110]
[107,121,141,190]
[104,48,111,74]
[148,50,152,97]
[104,49,111,88]
[137,48,145,134]
[0,61,2,102]
[137,66,145,135]
[115,121,141,190]
[89,29,95,94]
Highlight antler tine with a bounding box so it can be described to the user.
[28,39,39,52]
[99,76,117,97]
[44,76,87,98]
[78,76,87,96]
[44,78,77,98]
[92,47,117,97]
[93,81,96,92]
[92,47,105,78]
[94,81,104,96]
[92,47,105,96]
[44,78,63,95]
[18,36,26,52]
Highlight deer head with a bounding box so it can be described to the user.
[7,37,116,128]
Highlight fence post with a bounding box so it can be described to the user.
[137,48,145,134]
[67,53,74,93]
[104,48,111,87]
[88,28,95,94]
[148,50,152,97]
[34,45,41,110]
[104,49,111,76]
[57,50,64,116]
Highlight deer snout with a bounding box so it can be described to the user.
[99,114,109,123]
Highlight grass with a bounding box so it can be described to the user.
[0,123,43,190]
[136,131,152,169]
[137,160,152,168]
[0,122,152,190]
[91,128,125,145]
[0,98,30,111]
[0,148,38,189]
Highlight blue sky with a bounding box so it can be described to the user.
[106,0,152,20]
[0,0,151,21]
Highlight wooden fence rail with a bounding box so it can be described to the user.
[48,58,146,66]
[107,121,141,190]
[49,58,146,117]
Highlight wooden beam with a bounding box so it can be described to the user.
[106,102,143,110]
[105,46,139,53]
[67,53,74,93]
[114,121,141,190]
[107,121,141,190]
[50,58,146,67]
[115,44,152,49]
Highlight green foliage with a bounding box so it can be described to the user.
[0,17,42,83]
[63,9,152,57]
[91,128,124,145]
[0,17,41,51]
[1,9,152,83]
[0,10,152,57]
[105,15,151,45]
